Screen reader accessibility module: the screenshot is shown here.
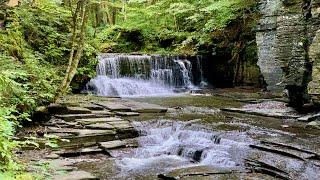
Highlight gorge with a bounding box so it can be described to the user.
[2,0,320,179]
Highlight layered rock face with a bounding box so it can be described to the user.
[257,0,320,108]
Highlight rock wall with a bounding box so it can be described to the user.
[256,0,283,92]
[257,0,320,108]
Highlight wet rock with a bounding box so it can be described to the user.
[250,140,319,160]
[308,29,320,105]
[77,117,123,125]
[116,127,139,139]
[85,123,114,130]
[221,101,300,119]
[306,121,320,129]
[47,127,116,136]
[47,127,118,148]
[82,104,105,110]
[91,110,113,116]
[298,113,320,122]
[107,121,132,129]
[128,102,168,113]
[55,114,105,121]
[192,150,203,162]
[165,166,240,179]
[115,112,140,116]
[53,170,98,180]
[57,146,106,157]
[66,107,92,114]
[98,140,128,150]
[95,102,132,112]
[158,174,177,180]
[245,159,290,180]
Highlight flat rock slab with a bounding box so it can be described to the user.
[164,166,241,179]
[99,140,128,150]
[106,120,132,129]
[81,103,105,110]
[95,102,132,112]
[91,110,113,116]
[298,113,320,122]
[77,117,124,125]
[250,140,319,161]
[124,101,167,113]
[55,114,105,121]
[115,111,140,116]
[53,170,98,180]
[221,101,300,119]
[86,123,114,130]
[57,146,105,157]
[66,107,92,114]
[47,127,116,136]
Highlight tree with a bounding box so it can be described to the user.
[54,0,90,101]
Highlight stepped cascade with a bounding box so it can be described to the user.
[86,54,205,97]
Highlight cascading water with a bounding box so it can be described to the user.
[85,54,204,97]
[113,120,252,177]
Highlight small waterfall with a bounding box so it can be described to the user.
[86,54,204,97]
[115,120,251,177]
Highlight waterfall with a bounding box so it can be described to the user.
[86,54,204,97]
[115,120,250,177]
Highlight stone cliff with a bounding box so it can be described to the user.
[257,0,320,109]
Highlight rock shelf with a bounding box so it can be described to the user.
[36,97,169,179]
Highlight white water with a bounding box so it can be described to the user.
[115,120,251,176]
[86,54,203,97]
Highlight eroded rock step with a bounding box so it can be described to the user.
[159,166,246,180]
[221,108,300,119]
[250,140,320,161]
[123,101,168,113]
[55,113,111,121]
[95,101,168,113]
[49,104,93,115]
[94,102,132,112]
[76,117,123,125]
[47,115,139,148]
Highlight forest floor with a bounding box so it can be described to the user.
[17,89,320,180]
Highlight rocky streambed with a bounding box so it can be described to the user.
[18,91,320,180]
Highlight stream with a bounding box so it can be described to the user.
[68,95,320,180]
[114,120,250,178]
[19,54,320,179]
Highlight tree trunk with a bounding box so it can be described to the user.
[54,0,89,102]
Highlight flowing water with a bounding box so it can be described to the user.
[68,95,320,179]
[112,120,252,178]
[86,54,205,97]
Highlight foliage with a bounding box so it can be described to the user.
[0,0,66,177]
[0,0,259,178]
[95,0,257,55]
